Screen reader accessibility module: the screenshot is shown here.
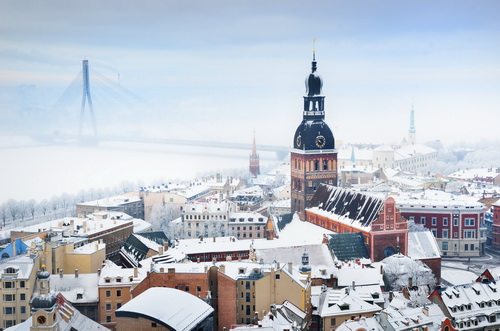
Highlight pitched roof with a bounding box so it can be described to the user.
[328,232,370,261]
[308,184,384,229]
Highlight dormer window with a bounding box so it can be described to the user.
[76,293,83,300]
[104,278,111,283]
[4,267,17,274]
[238,268,245,274]
[116,277,122,283]
[339,303,350,311]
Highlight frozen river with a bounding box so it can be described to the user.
[0,135,282,203]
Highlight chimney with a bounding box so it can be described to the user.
[288,262,293,274]
[380,265,384,274]
[168,268,175,275]
[389,291,394,302]
[197,257,200,263]
[213,236,216,242]
[322,234,329,244]
[159,246,164,255]
[59,269,63,278]
[422,305,429,316]
[164,242,168,251]
[133,267,138,278]
[75,269,79,278]
[219,265,226,273]
[97,268,101,276]
[352,281,356,290]
[408,277,413,288]
[160,267,165,273]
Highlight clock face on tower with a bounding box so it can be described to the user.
[296,135,302,148]
[315,135,326,148]
[37,316,46,325]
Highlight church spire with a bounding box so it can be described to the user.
[249,130,260,177]
[408,103,416,144]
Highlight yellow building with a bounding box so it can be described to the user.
[0,255,38,329]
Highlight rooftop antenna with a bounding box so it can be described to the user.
[312,37,317,61]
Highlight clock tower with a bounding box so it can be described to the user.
[291,51,338,220]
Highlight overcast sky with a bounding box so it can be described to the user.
[1,0,499,146]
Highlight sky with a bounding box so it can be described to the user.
[1,0,500,147]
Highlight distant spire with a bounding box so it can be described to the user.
[350,147,356,164]
[249,130,260,177]
[408,103,416,144]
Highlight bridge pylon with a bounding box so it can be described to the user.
[79,59,98,137]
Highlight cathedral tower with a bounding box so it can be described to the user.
[249,130,260,177]
[291,51,337,220]
[408,104,416,145]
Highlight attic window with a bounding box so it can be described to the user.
[238,268,245,274]
[339,304,350,311]
[4,267,17,274]
[76,293,83,300]
[371,292,380,299]
[129,276,133,282]
[116,277,122,283]
[105,278,111,283]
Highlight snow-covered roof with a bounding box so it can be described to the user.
[319,287,382,318]
[394,189,485,210]
[184,200,232,214]
[441,268,478,286]
[448,168,500,181]
[337,266,384,287]
[229,212,267,224]
[98,261,148,286]
[393,144,437,161]
[0,254,35,279]
[77,195,142,207]
[407,231,441,260]
[47,273,99,303]
[116,287,214,330]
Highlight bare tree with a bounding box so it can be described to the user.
[151,203,181,234]
[38,199,50,218]
[18,200,28,222]
[60,193,70,217]
[382,254,436,291]
[27,199,36,220]
[50,196,59,218]
[0,203,8,227]
[7,199,19,223]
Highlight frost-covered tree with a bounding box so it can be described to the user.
[0,203,8,227]
[150,203,181,233]
[50,196,59,218]
[7,199,19,223]
[18,200,28,222]
[27,199,36,219]
[38,199,50,218]
[382,254,436,291]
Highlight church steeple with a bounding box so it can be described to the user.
[408,104,416,145]
[249,130,260,177]
[291,44,338,220]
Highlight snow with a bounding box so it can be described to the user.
[407,231,441,259]
[116,287,214,330]
[46,273,99,303]
[77,194,142,207]
[441,268,478,286]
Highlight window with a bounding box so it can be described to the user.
[20,306,26,314]
[152,322,158,327]
[431,229,437,237]
[464,230,475,238]
[106,315,112,323]
[330,318,336,326]
[185,286,189,292]
[465,244,469,251]
[246,281,250,290]
[3,281,13,288]
[420,216,426,224]
[409,216,414,221]
[442,242,448,250]
[116,289,122,297]
[105,290,111,298]
[106,303,112,311]
[246,292,251,302]
[246,305,251,315]
[117,302,122,309]
[443,229,449,238]
[275,274,280,280]
[454,232,458,238]
[443,217,448,226]
[432,217,437,225]
[4,307,15,314]
[4,294,15,301]
[20,280,25,288]
[323,160,328,170]
[104,278,111,283]
[465,218,475,226]
[20,293,26,301]
[454,218,459,226]
[197,286,201,293]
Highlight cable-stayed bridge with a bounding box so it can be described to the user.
[35,60,289,158]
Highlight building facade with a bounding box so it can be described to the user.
[397,196,487,257]
[291,53,337,220]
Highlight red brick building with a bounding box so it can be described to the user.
[306,184,408,262]
[396,193,486,257]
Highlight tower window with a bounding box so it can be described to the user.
[323,160,328,170]
[314,160,319,171]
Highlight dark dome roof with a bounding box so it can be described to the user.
[305,61,322,96]
[293,120,334,150]
[37,271,50,280]
[31,294,56,310]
